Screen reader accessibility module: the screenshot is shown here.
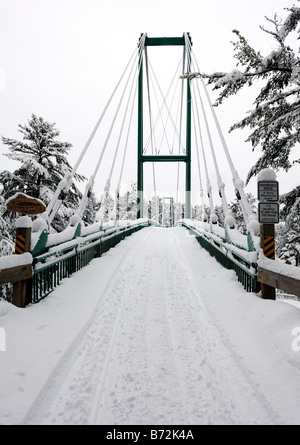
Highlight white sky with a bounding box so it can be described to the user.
[0,0,298,208]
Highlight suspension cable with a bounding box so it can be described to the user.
[115,39,144,222]
[144,45,157,195]
[115,79,138,211]
[76,45,140,220]
[98,54,140,222]
[200,76,254,224]
[190,79,216,227]
[46,45,139,226]
[143,57,185,155]
[188,45,257,231]
[151,57,183,155]
[147,64,169,155]
[172,80,183,154]
[190,58,235,229]
[191,96,205,225]
[145,46,157,155]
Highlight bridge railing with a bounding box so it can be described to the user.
[31,219,150,303]
[0,253,33,286]
[177,219,260,293]
[257,251,300,298]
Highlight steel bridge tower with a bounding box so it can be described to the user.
[137,34,192,219]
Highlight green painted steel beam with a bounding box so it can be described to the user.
[137,33,193,219]
[185,43,192,219]
[137,50,143,219]
[145,36,185,46]
[141,155,188,163]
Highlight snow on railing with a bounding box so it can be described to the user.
[177,219,260,292]
[31,218,150,258]
[31,219,151,303]
[258,250,300,298]
[178,218,259,254]
[0,253,33,285]
[178,219,300,298]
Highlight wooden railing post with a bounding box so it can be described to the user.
[12,217,32,308]
[260,223,276,300]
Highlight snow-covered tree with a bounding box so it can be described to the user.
[104,193,115,221]
[147,196,162,223]
[280,186,300,239]
[0,195,14,301]
[82,190,100,226]
[192,204,202,221]
[203,6,300,183]
[0,195,14,257]
[118,192,128,221]
[0,114,85,231]
[214,205,225,228]
[229,193,257,235]
[276,222,300,266]
[202,5,300,254]
[119,182,137,220]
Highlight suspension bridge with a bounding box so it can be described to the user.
[3,32,298,304]
[1,34,300,425]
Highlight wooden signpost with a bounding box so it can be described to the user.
[257,177,279,300]
[6,193,46,215]
[5,193,46,307]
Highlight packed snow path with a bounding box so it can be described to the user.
[2,226,300,425]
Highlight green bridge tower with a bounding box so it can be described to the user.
[137,33,193,219]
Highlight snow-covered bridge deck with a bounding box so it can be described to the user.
[1,226,300,425]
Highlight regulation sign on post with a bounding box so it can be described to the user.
[258,202,279,224]
[257,180,279,202]
[257,169,279,300]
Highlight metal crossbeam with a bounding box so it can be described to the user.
[145,36,186,46]
[141,155,188,163]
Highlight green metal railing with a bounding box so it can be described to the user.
[29,216,259,303]
[31,221,150,303]
[179,221,260,293]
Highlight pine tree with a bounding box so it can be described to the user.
[0,196,14,256]
[81,190,100,226]
[229,193,257,235]
[0,114,85,231]
[120,182,137,220]
[280,186,300,241]
[0,196,14,301]
[192,204,202,221]
[149,195,163,223]
[203,6,300,183]
[202,5,300,256]
[118,191,129,221]
[276,223,300,266]
[214,205,225,228]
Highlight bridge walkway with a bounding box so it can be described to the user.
[22,227,299,425]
